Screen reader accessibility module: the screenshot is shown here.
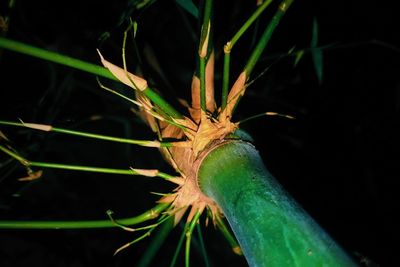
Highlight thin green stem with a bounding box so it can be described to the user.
[0,145,28,164]
[244,0,294,76]
[141,87,183,119]
[0,37,183,119]
[221,0,274,110]
[170,222,188,267]
[199,57,206,111]
[238,111,295,124]
[137,216,174,267]
[198,0,213,58]
[198,0,213,112]
[196,223,210,267]
[221,52,230,111]
[185,211,201,267]
[215,215,242,255]
[0,36,115,80]
[0,145,176,180]
[231,0,274,48]
[0,203,169,229]
[97,80,188,130]
[114,214,173,255]
[0,120,173,148]
[32,161,175,179]
[122,21,136,71]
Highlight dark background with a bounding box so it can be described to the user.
[0,0,399,266]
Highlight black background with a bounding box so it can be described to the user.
[0,0,399,266]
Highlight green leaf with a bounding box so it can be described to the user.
[293,49,305,66]
[311,17,323,84]
[175,0,199,18]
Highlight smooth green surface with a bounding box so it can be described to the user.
[198,141,358,267]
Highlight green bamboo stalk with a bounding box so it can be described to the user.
[198,140,357,266]
[0,203,169,229]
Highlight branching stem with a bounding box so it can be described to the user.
[244,0,294,76]
[221,0,274,110]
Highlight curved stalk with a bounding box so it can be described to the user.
[197,140,357,266]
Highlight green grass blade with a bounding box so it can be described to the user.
[0,203,169,229]
[311,17,323,84]
[175,0,199,18]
